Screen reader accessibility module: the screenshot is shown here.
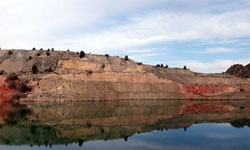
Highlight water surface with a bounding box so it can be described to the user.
[0,100,249,150]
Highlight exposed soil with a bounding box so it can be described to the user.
[0,49,249,101]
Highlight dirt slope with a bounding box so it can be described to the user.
[0,49,249,101]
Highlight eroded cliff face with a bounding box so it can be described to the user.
[0,50,249,101]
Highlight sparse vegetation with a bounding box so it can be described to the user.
[67,49,70,52]
[32,48,36,50]
[86,123,92,128]
[101,64,105,69]
[184,66,187,70]
[0,70,5,75]
[156,64,160,67]
[86,70,93,75]
[78,139,84,147]
[40,48,43,51]
[36,53,41,56]
[138,62,142,65]
[125,55,129,61]
[8,51,13,55]
[240,88,245,92]
[161,64,163,67]
[6,73,18,81]
[100,127,105,133]
[46,52,50,56]
[44,67,53,73]
[20,83,31,93]
[32,64,38,74]
[79,51,85,58]
[165,65,168,68]
[8,81,16,89]
[29,56,33,60]
[51,48,54,51]
[124,136,128,142]
[105,54,109,57]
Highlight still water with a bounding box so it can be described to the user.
[0,100,249,150]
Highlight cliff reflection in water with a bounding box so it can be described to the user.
[0,99,250,146]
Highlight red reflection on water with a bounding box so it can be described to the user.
[179,103,233,115]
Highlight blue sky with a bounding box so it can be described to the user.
[0,0,250,73]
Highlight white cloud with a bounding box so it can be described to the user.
[129,53,158,62]
[56,9,250,53]
[1,0,250,52]
[201,47,238,54]
[167,59,250,73]
[126,49,153,54]
[0,0,167,49]
[205,133,240,139]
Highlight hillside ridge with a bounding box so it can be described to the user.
[0,49,249,101]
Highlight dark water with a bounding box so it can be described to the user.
[0,100,249,150]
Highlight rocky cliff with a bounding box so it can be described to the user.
[226,63,250,78]
[0,49,249,101]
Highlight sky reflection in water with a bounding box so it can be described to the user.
[0,123,249,150]
[0,100,249,150]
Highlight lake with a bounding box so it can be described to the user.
[0,100,249,150]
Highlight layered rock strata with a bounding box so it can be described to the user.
[0,50,249,101]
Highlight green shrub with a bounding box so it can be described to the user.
[124,136,128,141]
[6,73,18,81]
[125,55,129,61]
[86,70,93,75]
[20,83,31,93]
[86,123,92,128]
[79,51,85,58]
[8,81,16,89]
[32,64,38,74]
[78,139,84,147]
[184,66,187,70]
[240,88,245,92]
[8,51,13,55]
[44,67,53,73]
[0,70,5,75]
[32,48,36,50]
